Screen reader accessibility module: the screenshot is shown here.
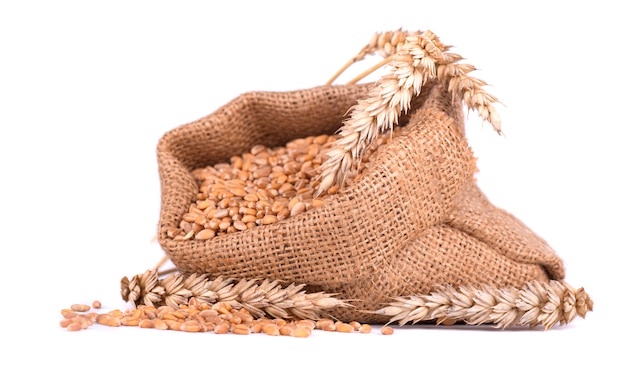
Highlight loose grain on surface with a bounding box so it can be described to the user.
[59,298,395,337]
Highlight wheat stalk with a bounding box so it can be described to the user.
[120,269,352,320]
[372,280,593,330]
[326,29,421,85]
[315,29,502,196]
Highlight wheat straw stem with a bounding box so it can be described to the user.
[346,55,394,85]
[325,43,374,85]
[153,254,178,277]
[326,58,362,86]
[326,29,420,85]
[157,266,178,277]
[153,255,169,271]
[372,280,593,330]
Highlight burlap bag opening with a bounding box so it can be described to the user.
[156,80,565,323]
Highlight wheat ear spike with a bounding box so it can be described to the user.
[316,29,502,196]
[120,269,351,321]
[372,280,593,330]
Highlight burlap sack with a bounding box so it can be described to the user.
[156,80,564,323]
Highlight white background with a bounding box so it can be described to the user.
[1,1,623,372]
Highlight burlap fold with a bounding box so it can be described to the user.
[156,80,564,322]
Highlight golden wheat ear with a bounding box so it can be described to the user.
[121,269,351,320]
[316,29,502,197]
[372,280,593,330]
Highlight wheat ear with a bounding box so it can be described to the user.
[120,269,351,320]
[316,29,502,196]
[372,280,593,330]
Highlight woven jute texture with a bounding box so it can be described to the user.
[156,80,564,323]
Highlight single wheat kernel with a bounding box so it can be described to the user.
[261,324,280,336]
[232,324,250,335]
[320,321,337,331]
[313,134,329,144]
[233,220,247,231]
[181,320,203,332]
[287,197,299,210]
[121,317,140,326]
[109,309,124,318]
[153,319,169,330]
[157,306,174,314]
[296,320,316,331]
[162,313,178,321]
[277,207,290,220]
[92,300,102,309]
[96,314,121,327]
[279,324,295,336]
[213,322,230,334]
[141,307,158,320]
[71,304,91,312]
[61,309,78,319]
[321,324,336,332]
[195,229,216,240]
[59,319,73,328]
[274,319,287,328]
[381,326,394,335]
[66,322,83,332]
[188,297,200,309]
[292,327,312,338]
[290,202,306,217]
[214,208,229,219]
[232,310,253,324]
[250,322,263,334]
[315,319,334,329]
[129,309,143,319]
[198,310,217,320]
[261,215,278,225]
[169,321,184,331]
[335,322,354,333]
[359,324,372,334]
[164,319,177,329]
[241,214,257,223]
[139,319,155,329]
[106,317,122,328]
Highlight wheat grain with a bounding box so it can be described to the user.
[61,293,401,336]
[70,304,91,312]
[169,121,408,240]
